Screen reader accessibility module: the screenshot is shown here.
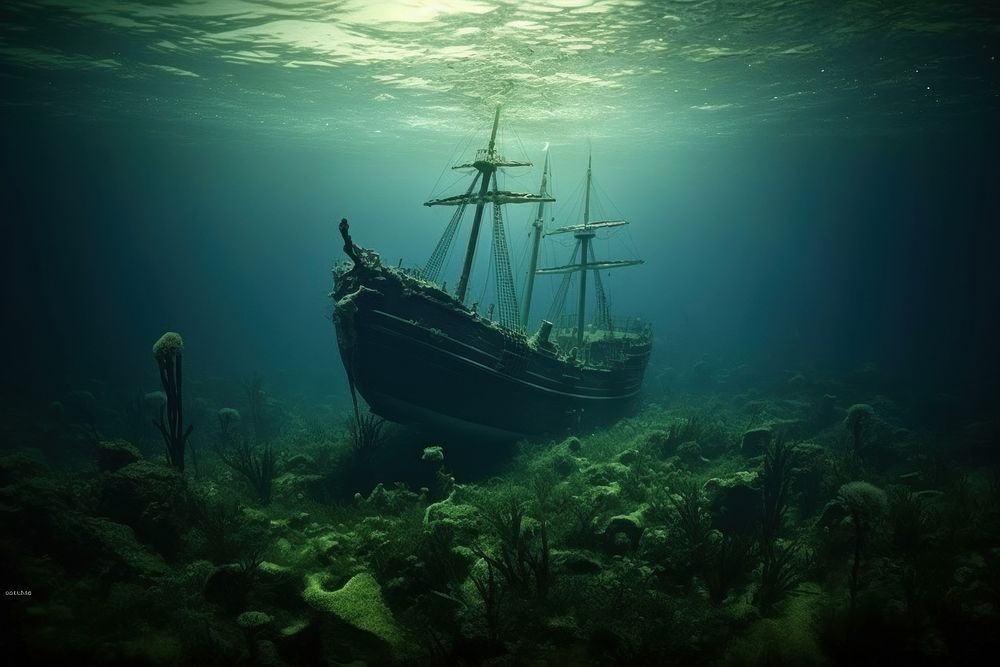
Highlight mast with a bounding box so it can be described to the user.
[535,152,643,346]
[521,150,550,329]
[423,106,554,313]
[575,153,594,346]
[455,106,500,304]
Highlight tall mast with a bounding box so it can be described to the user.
[424,107,555,324]
[454,106,501,304]
[521,150,550,329]
[575,153,594,346]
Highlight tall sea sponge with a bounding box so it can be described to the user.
[152,332,184,361]
[837,481,888,522]
[151,331,192,471]
[844,404,876,454]
[833,481,887,616]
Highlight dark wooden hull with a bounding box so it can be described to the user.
[333,257,651,439]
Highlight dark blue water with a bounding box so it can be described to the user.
[1,0,998,408]
[3,116,997,411]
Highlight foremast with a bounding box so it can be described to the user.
[424,107,555,325]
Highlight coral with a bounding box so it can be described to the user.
[302,571,405,647]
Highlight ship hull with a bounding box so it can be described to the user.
[333,255,650,440]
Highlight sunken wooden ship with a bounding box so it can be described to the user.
[332,108,651,439]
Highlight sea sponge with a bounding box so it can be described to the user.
[421,445,444,463]
[237,611,273,630]
[837,481,888,522]
[302,571,403,646]
[152,332,184,361]
[844,404,876,453]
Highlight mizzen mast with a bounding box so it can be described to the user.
[520,150,550,329]
[536,152,642,346]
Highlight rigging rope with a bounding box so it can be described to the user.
[545,242,580,325]
[490,175,520,331]
[592,267,614,334]
[422,175,479,283]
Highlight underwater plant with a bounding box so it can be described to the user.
[469,546,505,640]
[217,435,276,506]
[350,411,386,463]
[215,407,275,505]
[475,486,552,600]
[190,495,247,564]
[244,374,269,445]
[667,478,712,567]
[703,532,756,604]
[152,331,192,471]
[756,540,802,615]
[760,437,794,554]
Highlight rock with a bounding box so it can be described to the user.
[614,449,640,466]
[561,436,583,454]
[256,561,305,608]
[704,472,760,534]
[603,510,645,551]
[811,394,838,426]
[555,550,602,575]
[0,453,48,486]
[275,618,323,666]
[237,611,273,630]
[273,472,325,503]
[283,453,314,472]
[204,564,248,612]
[640,429,672,457]
[676,441,706,465]
[740,428,772,457]
[303,571,405,656]
[790,443,828,513]
[96,440,141,472]
[97,461,187,556]
[424,489,481,541]
[581,461,630,486]
[844,404,877,452]
[59,516,169,580]
[548,452,580,477]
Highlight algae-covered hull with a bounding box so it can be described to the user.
[332,237,651,440]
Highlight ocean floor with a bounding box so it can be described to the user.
[2,363,999,665]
